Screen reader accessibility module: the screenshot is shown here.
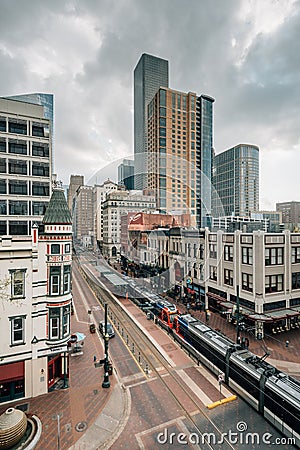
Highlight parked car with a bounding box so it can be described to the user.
[99,321,115,338]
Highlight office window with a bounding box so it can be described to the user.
[0,119,6,132]
[9,180,27,195]
[242,273,253,292]
[265,274,284,293]
[224,245,233,261]
[32,162,49,177]
[292,272,300,290]
[9,201,28,215]
[32,143,49,158]
[9,121,27,135]
[8,141,27,155]
[0,200,6,215]
[224,269,233,286]
[242,247,253,265]
[32,125,44,137]
[32,201,47,215]
[9,221,28,235]
[8,160,27,175]
[10,269,26,298]
[292,247,300,264]
[11,316,25,345]
[265,247,283,265]
[32,182,49,196]
[49,266,61,295]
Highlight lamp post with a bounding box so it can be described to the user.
[102,303,110,389]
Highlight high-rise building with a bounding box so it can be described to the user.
[276,201,300,224]
[67,175,84,213]
[134,53,169,190]
[118,159,134,190]
[73,185,94,247]
[0,97,52,236]
[147,87,214,228]
[4,93,54,166]
[213,144,259,217]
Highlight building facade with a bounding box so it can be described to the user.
[0,188,72,404]
[213,144,259,217]
[73,185,94,247]
[276,201,300,225]
[147,88,214,227]
[134,53,169,190]
[118,159,134,190]
[205,229,300,338]
[102,190,156,258]
[67,175,84,213]
[0,98,52,236]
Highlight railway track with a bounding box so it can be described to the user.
[75,257,237,450]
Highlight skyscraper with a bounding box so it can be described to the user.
[134,53,169,189]
[147,87,214,228]
[213,144,259,217]
[118,159,134,190]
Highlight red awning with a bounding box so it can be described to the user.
[0,361,24,382]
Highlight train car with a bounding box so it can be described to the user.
[153,299,180,327]
[172,313,300,445]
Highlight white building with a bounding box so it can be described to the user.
[0,188,72,404]
[0,97,52,236]
[102,190,156,258]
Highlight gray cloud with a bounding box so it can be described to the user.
[0,0,299,208]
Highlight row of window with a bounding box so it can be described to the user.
[0,200,48,216]
[0,140,49,157]
[0,159,49,176]
[0,180,49,196]
[0,120,47,137]
[10,306,70,346]
[211,245,300,265]
[209,267,300,293]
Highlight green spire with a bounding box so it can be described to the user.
[43,189,72,224]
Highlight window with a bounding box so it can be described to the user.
[32,125,44,137]
[32,162,49,177]
[49,306,70,340]
[65,243,70,253]
[63,265,71,294]
[9,201,28,215]
[51,244,60,254]
[242,247,253,265]
[224,245,233,261]
[0,118,6,132]
[32,143,49,158]
[292,247,300,264]
[10,269,26,298]
[0,158,6,173]
[10,316,25,345]
[49,266,61,295]
[32,182,49,196]
[224,269,233,286]
[265,274,284,293]
[9,221,28,235]
[209,244,217,258]
[292,272,300,290]
[32,201,47,215]
[8,121,27,135]
[242,273,253,292]
[0,139,6,152]
[9,180,27,195]
[8,141,27,155]
[0,200,6,214]
[265,247,283,265]
[209,266,217,281]
[8,160,27,175]
[0,179,6,194]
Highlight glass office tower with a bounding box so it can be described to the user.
[134,54,169,189]
[213,144,259,217]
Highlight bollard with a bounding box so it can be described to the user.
[138,352,141,363]
[121,328,124,337]
[286,340,289,348]
[126,335,129,345]
[145,363,149,375]
[132,343,135,354]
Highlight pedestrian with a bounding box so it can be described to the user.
[93,355,97,362]
[285,340,289,348]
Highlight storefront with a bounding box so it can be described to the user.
[0,361,25,403]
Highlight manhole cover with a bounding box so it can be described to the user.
[75,421,88,432]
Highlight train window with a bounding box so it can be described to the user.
[229,362,260,399]
[264,386,300,431]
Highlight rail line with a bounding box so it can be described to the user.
[75,257,236,450]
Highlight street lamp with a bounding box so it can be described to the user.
[102,303,110,389]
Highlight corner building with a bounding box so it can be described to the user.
[147,88,214,228]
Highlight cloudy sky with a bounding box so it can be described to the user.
[0,0,299,209]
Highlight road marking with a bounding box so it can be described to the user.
[177,369,212,405]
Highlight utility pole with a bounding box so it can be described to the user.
[236,285,240,344]
[102,303,110,388]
